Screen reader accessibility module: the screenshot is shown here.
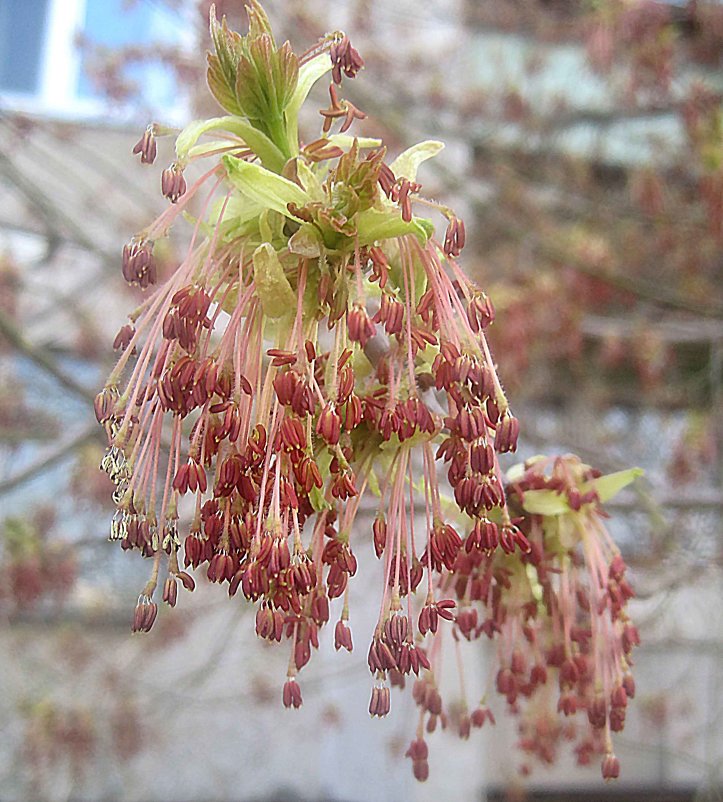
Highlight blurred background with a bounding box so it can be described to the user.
[0,0,721,800]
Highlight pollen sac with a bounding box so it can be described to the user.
[132,125,157,164]
[161,163,187,203]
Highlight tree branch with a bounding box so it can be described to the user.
[0,424,101,494]
[0,308,96,403]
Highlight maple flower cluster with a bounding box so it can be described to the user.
[96,2,640,781]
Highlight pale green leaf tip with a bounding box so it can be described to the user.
[390,140,445,181]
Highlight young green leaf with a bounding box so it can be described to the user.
[177,117,286,171]
[584,468,644,503]
[207,7,245,115]
[356,208,433,247]
[285,52,333,151]
[223,155,309,217]
[521,490,570,516]
[246,0,274,40]
[327,134,383,151]
[390,140,445,182]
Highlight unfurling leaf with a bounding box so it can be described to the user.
[585,468,644,503]
[390,140,445,182]
[285,52,333,148]
[246,0,274,39]
[207,7,245,115]
[223,155,309,217]
[356,208,433,247]
[520,489,570,516]
[176,117,286,171]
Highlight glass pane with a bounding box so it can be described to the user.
[78,0,182,110]
[0,0,49,93]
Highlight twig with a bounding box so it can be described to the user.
[0,424,101,494]
[0,308,95,402]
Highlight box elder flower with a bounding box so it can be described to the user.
[96,2,641,782]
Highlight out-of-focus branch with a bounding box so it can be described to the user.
[0,424,100,494]
[0,308,95,403]
[347,83,723,319]
[0,146,115,267]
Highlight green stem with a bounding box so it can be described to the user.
[266,113,292,167]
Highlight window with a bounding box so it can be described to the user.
[0,0,191,121]
[0,0,49,94]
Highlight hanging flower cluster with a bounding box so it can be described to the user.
[96,2,640,781]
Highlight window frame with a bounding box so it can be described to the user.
[0,0,195,122]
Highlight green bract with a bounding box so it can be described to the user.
[223,155,309,216]
[252,243,297,318]
[390,140,445,182]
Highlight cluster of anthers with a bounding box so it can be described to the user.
[96,2,639,782]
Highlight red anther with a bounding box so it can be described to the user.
[405,738,428,761]
[424,686,442,716]
[273,371,297,406]
[132,126,157,164]
[471,706,495,727]
[369,685,391,717]
[174,463,192,494]
[496,668,516,696]
[162,577,178,607]
[239,373,253,395]
[469,441,495,474]
[267,348,297,367]
[467,292,495,332]
[334,619,354,652]
[377,162,396,198]
[456,607,479,640]
[611,685,628,709]
[122,239,156,288]
[372,516,387,558]
[622,623,641,653]
[336,365,355,405]
[557,693,577,716]
[131,597,158,633]
[368,245,390,286]
[330,34,365,84]
[622,674,636,699]
[530,663,547,686]
[609,554,627,582]
[443,217,466,258]
[601,753,620,781]
[347,304,376,347]
[495,412,520,453]
[316,403,341,445]
[176,571,195,591]
[282,678,303,709]
[113,324,136,352]
[588,696,607,729]
[161,163,187,203]
[412,759,429,782]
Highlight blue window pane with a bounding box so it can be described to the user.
[78,0,180,109]
[0,0,49,93]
